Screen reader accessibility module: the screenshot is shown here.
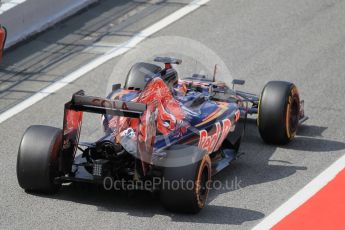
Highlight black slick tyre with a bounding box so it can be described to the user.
[257,81,300,144]
[17,125,63,193]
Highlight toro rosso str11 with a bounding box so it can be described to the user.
[17,57,307,213]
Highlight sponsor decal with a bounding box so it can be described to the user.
[199,122,221,153]
[91,98,129,110]
[198,118,234,153]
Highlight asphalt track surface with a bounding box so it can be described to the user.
[1,0,345,229]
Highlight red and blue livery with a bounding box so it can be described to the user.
[16,57,307,213]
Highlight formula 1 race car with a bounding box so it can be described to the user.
[0,24,7,62]
[17,57,307,213]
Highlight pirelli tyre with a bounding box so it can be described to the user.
[160,146,212,213]
[257,81,300,144]
[17,125,62,193]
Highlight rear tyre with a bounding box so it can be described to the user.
[17,125,63,193]
[257,81,300,144]
[160,149,211,213]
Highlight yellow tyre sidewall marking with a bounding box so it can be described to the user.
[257,93,262,127]
[286,96,292,139]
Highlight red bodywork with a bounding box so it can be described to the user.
[0,25,7,62]
[61,105,83,172]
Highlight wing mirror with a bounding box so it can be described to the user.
[231,79,245,89]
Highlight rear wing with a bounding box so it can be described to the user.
[66,90,146,118]
[60,90,154,175]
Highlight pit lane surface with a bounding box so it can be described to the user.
[1,0,345,229]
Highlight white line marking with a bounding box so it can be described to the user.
[0,0,211,124]
[252,154,345,230]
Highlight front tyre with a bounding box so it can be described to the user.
[257,81,300,144]
[17,125,63,193]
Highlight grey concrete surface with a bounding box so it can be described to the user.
[1,0,345,229]
[0,0,189,112]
